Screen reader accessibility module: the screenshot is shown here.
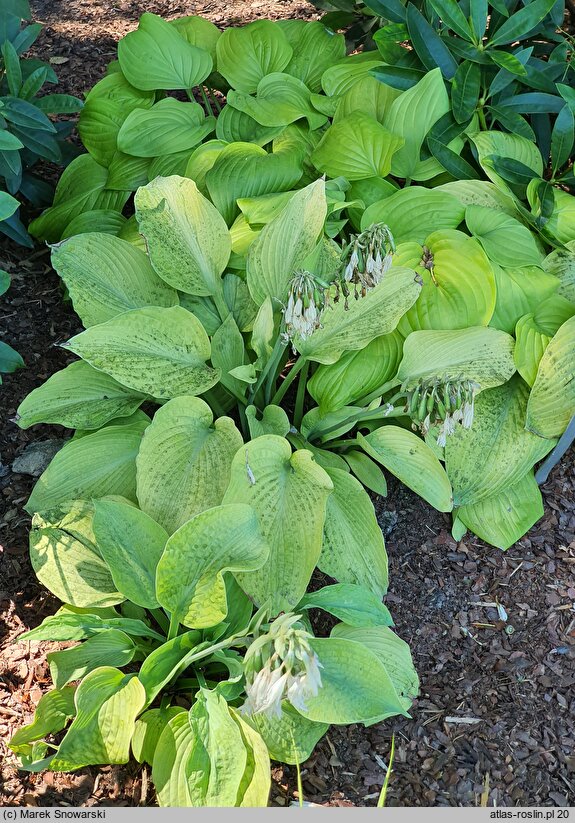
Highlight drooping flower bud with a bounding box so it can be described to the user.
[282,270,328,346]
[337,223,395,306]
[404,376,479,447]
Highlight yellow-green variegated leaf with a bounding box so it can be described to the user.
[542,246,575,303]
[488,263,560,334]
[246,179,326,306]
[51,233,178,327]
[392,231,496,333]
[308,331,403,413]
[436,180,516,215]
[465,205,543,268]
[319,468,388,598]
[514,314,552,387]
[229,709,271,807]
[445,375,554,506]
[48,629,136,689]
[63,306,219,400]
[155,504,268,628]
[247,703,328,766]
[49,667,146,771]
[136,396,243,534]
[456,470,543,550]
[359,426,453,512]
[296,268,421,365]
[397,326,516,390]
[223,435,333,612]
[26,420,147,514]
[360,187,465,244]
[135,176,231,296]
[526,315,575,438]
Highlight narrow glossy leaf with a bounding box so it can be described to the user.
[488,50,528,76]
[360,187,465,244]
[469,0,487,38]
[465,206,543,267]
[487,105,535,142]
[514,313,552,387]
[48,629,135,689]
[406,3,458,79]
[216,20,292,93]
[551,104,575,174]
[428,136,480,179]
[0,190,20,221]
[470,131,543,191]
[497,92,565,114]
[359,426,453,512]
[526,315,575,438]
[300,583,393,628]
[428,0,473,40]
[451,61,480,124]
[0,339,24,372]
[35,93,84,114]
[489,0,558,46]
[370,65,427,91]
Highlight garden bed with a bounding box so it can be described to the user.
[1,0,575,809]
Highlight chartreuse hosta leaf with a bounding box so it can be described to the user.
[489,264,560,335]
[359,427,453,512]
[132,706,186,765]
[361,187,465,244]
[138,631,201,705]
[311,112,405,181]
[155,504,268,628]
[93,500,168,608]
[469,131,543,192]
[135,176,231,297]
[10,686,77,756]
[47,629,136,689]
[51,232,178,327]
[445,376,555,507]
[299,582,393,628]
[136,396,243,534]
[118,99,215,158]
[456,470,544,551]
[216,20,293,93]
[247,703,328,766]
[49,667,146,771]
[21,606,165,643]
[392,230,496,334]
[246,179,326,306]
[397,326,516,390]
[526,315,575,439]
[152,711,202,806]
[246,405,291,439]
[63,306,219,400]
[321,53,384,97]
[223,435,333,612]
[333,75,400,123]
[436,180,517,215]
[277,20,346,93]
[514,314,552,387]
[344,450,388,497]
[26,419,147,515]
[308,331,403,413]
[216,105,284,147]
[319,468,389,599]
[228,74,327,130]
[296,268,421,365]
[118,12,212,90]
[543,246,575,303]
[465,206,544,268]
[15,361,145,430]
[62,210,127,240]
[534,294,575,336]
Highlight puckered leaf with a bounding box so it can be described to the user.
[514,314,552,387]
[526,315,575,438]
[360,187,465,244]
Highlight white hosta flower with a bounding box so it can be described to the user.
[404,376,480,446]
[282,270,327,345]
[338,223,396,304]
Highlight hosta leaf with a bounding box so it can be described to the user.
[247,703,328,765]
[118,99,215,157]
[93,500,168,609]
[135,176,231,297]
[445,376,555,506]
[278,20,345,93]
[49,667,146,771]
[170,16,221,59]
[51,233,178,327]
[321,54,384,97]
[246,405,291,439]
[465,206,543,267]
[457,470,544,550]
[138,631,202,706]
[333,75,400,124]
[118,13,212,90]
[132,706,186,765]
[359,426,453,512]
[311,112,404,181]
[155,504,268,628]
[216,20,292,93]
[20,607,165,643]
[63,306,219,400]
[48,629,136,689]
[10,687,77,755]
[26,420,147,515]
[361,187,465,244]
[318,468,389,598]
[230,708,271,807]
[295,268,421,365]
[246,179,326,306]
[62,210,127,239]
[227,74,326,130]
[199,691,250,806]
[533,294,575,336]
[216,105,284,146]
[223,435,333,612]
[397,326,516,390]
[542,247,575,303]
[16,361,145,431]
[526,315,575,438]
[299,581,393,627]
[469,131,543,192]
[344,450,388,497]
[136,396,243,534]
[152,712,200,807]
[436,180,516,215]
[514,314,552,387]
[489,264,560,335]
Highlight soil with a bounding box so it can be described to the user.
[1,0,575,809]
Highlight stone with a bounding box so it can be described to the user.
[11,438,68,477]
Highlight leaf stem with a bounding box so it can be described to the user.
[248,335,285,406]
[270,356,306,406]
[293,360,310,429]
[167,612,180,642]
[199,85,213,116]
[377,733,395,808]
[357,378,401,407]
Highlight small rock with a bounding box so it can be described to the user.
[12,439,67,476]
[379,510,398,535]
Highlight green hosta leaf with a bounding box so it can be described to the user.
[135,176,231,297]
[185,140,227,193]
[28,500,121,608]
[489,264,560,335]
[526,315,575,438]
[0,340,24,373]
[278,20,345,93]
[295,268,421,365]
[62,210,127,239]
[333,75,400,124]
[229,709,271,807]
[216,105,284,146]
[393,231,496,334]
[118,99,215,157]
[77,100,137,168]
[16,361,145,431]
[170,16,221,59]
[535,186,575,248]
[199,691,251,806]
[246,405,291,439]
[216,20,293,93]
[26,420,147,515]
[465,206,543,268]
[344,450,388,497]
[20,607,165,643]
[138,631,202,705]
[211,314,248,396]
[359,426,453,512]
[227,74,326,130]
[132,706,186,765]
[246,179,326,306]
[322,54,384,97]
[436,180,516,215]
[223,435,333,612]
[308,331,403,413]
[49,667,146,771]
[51,233,178,327]
[360,187,465,244]
[0,190,20,221]
[48,629,136,689]
[469,131,543,192]
[319,468,389,598]
[152,712,202,807]
[311,112,404,181]
[456,470,544,550]
[118,13,212,90]
[155,504,268,628]
[299,583,393,628]
[93,500,168,609]
[247,703,328,765]
[397,326,516,390]
[136,396,243,534]
[445,376,555,506]
[10,687,77,756]
[514,314,552,387]
[63,306,219,400]
[542,247,575,303]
